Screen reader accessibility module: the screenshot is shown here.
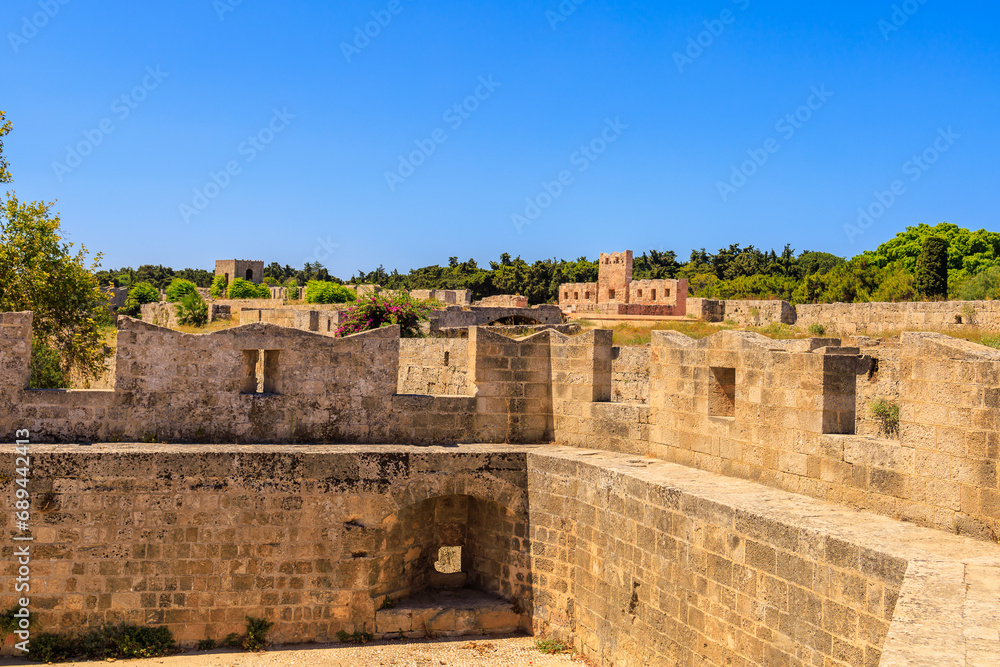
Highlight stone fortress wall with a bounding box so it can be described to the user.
[4,313,1000,664]
[692,297,1000,332]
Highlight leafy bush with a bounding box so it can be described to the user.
[243,616,274,652]
[114,624,175,658]
[336,292,430,338]
[262,276,278,287]
[120,281,160,317]
[28,632,76,662]
[197,638,217,651]
[175,292,209,327]
[807,323,826,336]
[165,278,198,302]
[30,339,69,388]
[305,280,356,304]
[226,278,270,299]
[27,623,175,662]
[210,274,228,299]
[870,398,900,438]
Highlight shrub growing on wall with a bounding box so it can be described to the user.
[210,274,227,299]
[226,278,270,299]
[175,292,208,327]
[120,281,160,317]
[336,292,429,338]
[165,278,198,302]
[305,280,356,304]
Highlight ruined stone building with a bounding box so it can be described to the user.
[1,311,998,665]
[215,259,265,284]
[559,250,689,317]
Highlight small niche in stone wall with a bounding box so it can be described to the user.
[435,546,462,574]
[708,366,736,418]
[241,349,280,394]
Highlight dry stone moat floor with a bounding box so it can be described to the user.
[0,637,586,667]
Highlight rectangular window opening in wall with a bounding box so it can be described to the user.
[584,291,590,299]
[651,289,656,301]
[574,292,579,300]
[665,289,671,297]
[637,289,642,297]
[241,349,280,394]
[608,288,616,300]
[434,545,462,574]
[708,366,736,418]
[564,292,569,300]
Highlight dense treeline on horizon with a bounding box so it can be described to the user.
[96,223,1000,306]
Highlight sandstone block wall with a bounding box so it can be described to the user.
[689,298,796,326]
[796,300,1000,334]
[410,289,473,306]
[475,295,529,308]
[849,337,902,440]
[430,305,563,333]
[9,310,1000,541]
[526,449,1000,667]
[0,446,530,646]
[612,346,649,404]
[4,444,994,666]
[398,338,470,396]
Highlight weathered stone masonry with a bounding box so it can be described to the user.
[4,311,1000,664]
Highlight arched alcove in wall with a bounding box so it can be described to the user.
[368,493,533,634]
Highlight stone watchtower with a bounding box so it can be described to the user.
[598,251,632,305]
[215,260,265,284]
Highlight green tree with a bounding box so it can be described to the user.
[305,280,356,304]
[227,278,269,299]
[210,274,227,298]
[916,236,949,299]
[175,292,208,327]
[165,278,198,302]
[0,196,112,381]
[120,282,160,317]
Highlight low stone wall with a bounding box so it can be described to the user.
[398,338,470,396]
[797,300,1000,334]
[688,298,796,326]
[239,308,344,335]
[611,346,649,404]
[688,299,1000,333]
[410,289,472,306]
[430,305,563,332]
[474,295,529,308]
[139,302,231,328]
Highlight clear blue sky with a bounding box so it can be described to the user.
[2,0,998,277]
